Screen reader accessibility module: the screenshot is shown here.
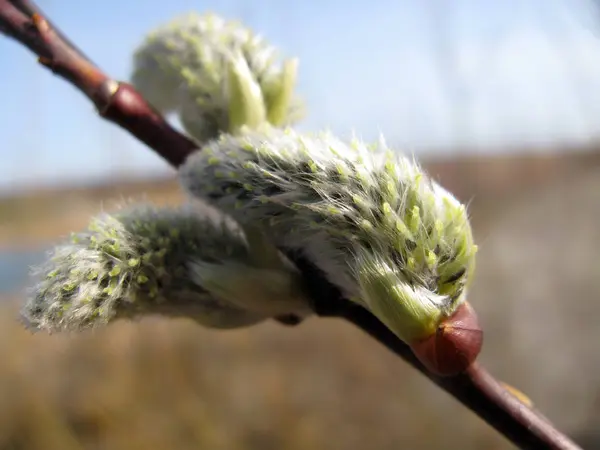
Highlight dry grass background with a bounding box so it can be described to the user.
[0,306,509,450]
[0,151,598,449]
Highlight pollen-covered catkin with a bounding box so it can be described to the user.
[131,12,303,144]
[179,127,478,344]
[23,204,311,333]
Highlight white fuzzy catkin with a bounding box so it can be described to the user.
[179,127,477,343]
[131,12,303,144]
[23,204,311,333]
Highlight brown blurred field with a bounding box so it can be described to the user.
[0,303,511,450]
[0,149,598,449]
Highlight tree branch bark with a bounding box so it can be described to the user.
[0,0,197,168]
[0,1,582,449]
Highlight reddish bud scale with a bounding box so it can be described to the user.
[409,302,483,377]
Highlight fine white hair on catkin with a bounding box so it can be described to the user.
[26,10,478,345]
[23,203,312,333]
[130,11,303,144]
[179,127,477,341]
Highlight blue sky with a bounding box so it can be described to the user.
[1,0,600,191]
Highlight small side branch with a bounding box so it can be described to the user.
[0,2,582,449]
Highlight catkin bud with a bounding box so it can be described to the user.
[23,204,311,333]
[179,127,481,374]
[131,12,304,143]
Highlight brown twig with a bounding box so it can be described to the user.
[333,305,577,449]
[290,253,581,450]
[0,2,582,449]
[0,0,196,168]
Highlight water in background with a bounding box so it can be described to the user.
[0,249,46,295]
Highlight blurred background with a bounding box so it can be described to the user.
[1,0,599,448]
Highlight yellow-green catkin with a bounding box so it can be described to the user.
[130,12,304,144]
[23,204,311,333]
[179,128,478,343]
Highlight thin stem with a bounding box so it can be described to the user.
[290,253,580,450]
[0,2,582,449]
[0,0,197,167]
[341,306,577,449]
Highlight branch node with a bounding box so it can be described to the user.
[31,12,45,31]
[96,79,119,115]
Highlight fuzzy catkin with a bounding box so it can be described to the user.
[131,12,303,143]
[23,204,311,333]
[179,128,478,343]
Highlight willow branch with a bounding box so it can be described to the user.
[0,0,196,167]
[0,2,581,449]
[289,253,580,450]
